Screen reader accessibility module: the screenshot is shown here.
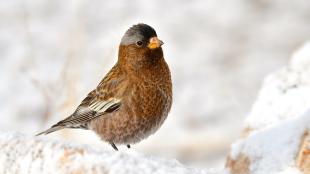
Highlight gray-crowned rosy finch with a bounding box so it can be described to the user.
[37,23,172,151]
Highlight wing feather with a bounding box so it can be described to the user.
[36,64,126,135]
[54,98,121,127]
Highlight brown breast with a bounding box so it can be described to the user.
[90,53,172,144]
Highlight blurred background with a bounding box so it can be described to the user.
[0,0,310,170]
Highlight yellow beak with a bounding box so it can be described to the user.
[147,37,164,49]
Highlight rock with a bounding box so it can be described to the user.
[226,42,310,174]
[0,132,213,174]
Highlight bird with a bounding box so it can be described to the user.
[36,23,172,151]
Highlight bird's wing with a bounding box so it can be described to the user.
[55,65,127,127]
[55,96,122,127]
[36,93,122,136]
[37,66,127,134]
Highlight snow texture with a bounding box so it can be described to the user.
[245,42,310,130]
[0,131,216,174]
[228,42,310,174]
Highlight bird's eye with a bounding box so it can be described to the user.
[136,41,143,46]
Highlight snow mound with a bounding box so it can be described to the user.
[226,42,310,174]
[0,131,214,174]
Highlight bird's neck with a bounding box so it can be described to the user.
[117,45,164,73]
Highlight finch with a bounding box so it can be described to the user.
[37,23,172,151]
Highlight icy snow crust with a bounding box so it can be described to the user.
[0,131,214,174]
[228,43,310,174]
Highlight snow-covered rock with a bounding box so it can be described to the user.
[225,43,310,174]
[0,131,214,174]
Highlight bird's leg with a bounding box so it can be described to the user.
[110,142,118,151]
[127,144,131,148]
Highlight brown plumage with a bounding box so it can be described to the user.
[36,23,172,151]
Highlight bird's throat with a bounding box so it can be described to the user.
[118,45,164,71]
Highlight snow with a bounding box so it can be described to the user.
[232,111,309,173]
[245,42,310,130]
[227,43,310,174]
[0,131,218,174]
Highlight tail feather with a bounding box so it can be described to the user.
[36,126,64,136]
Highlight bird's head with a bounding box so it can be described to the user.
[118,23,164,66]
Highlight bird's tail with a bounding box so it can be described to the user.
[35,126,64,136]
